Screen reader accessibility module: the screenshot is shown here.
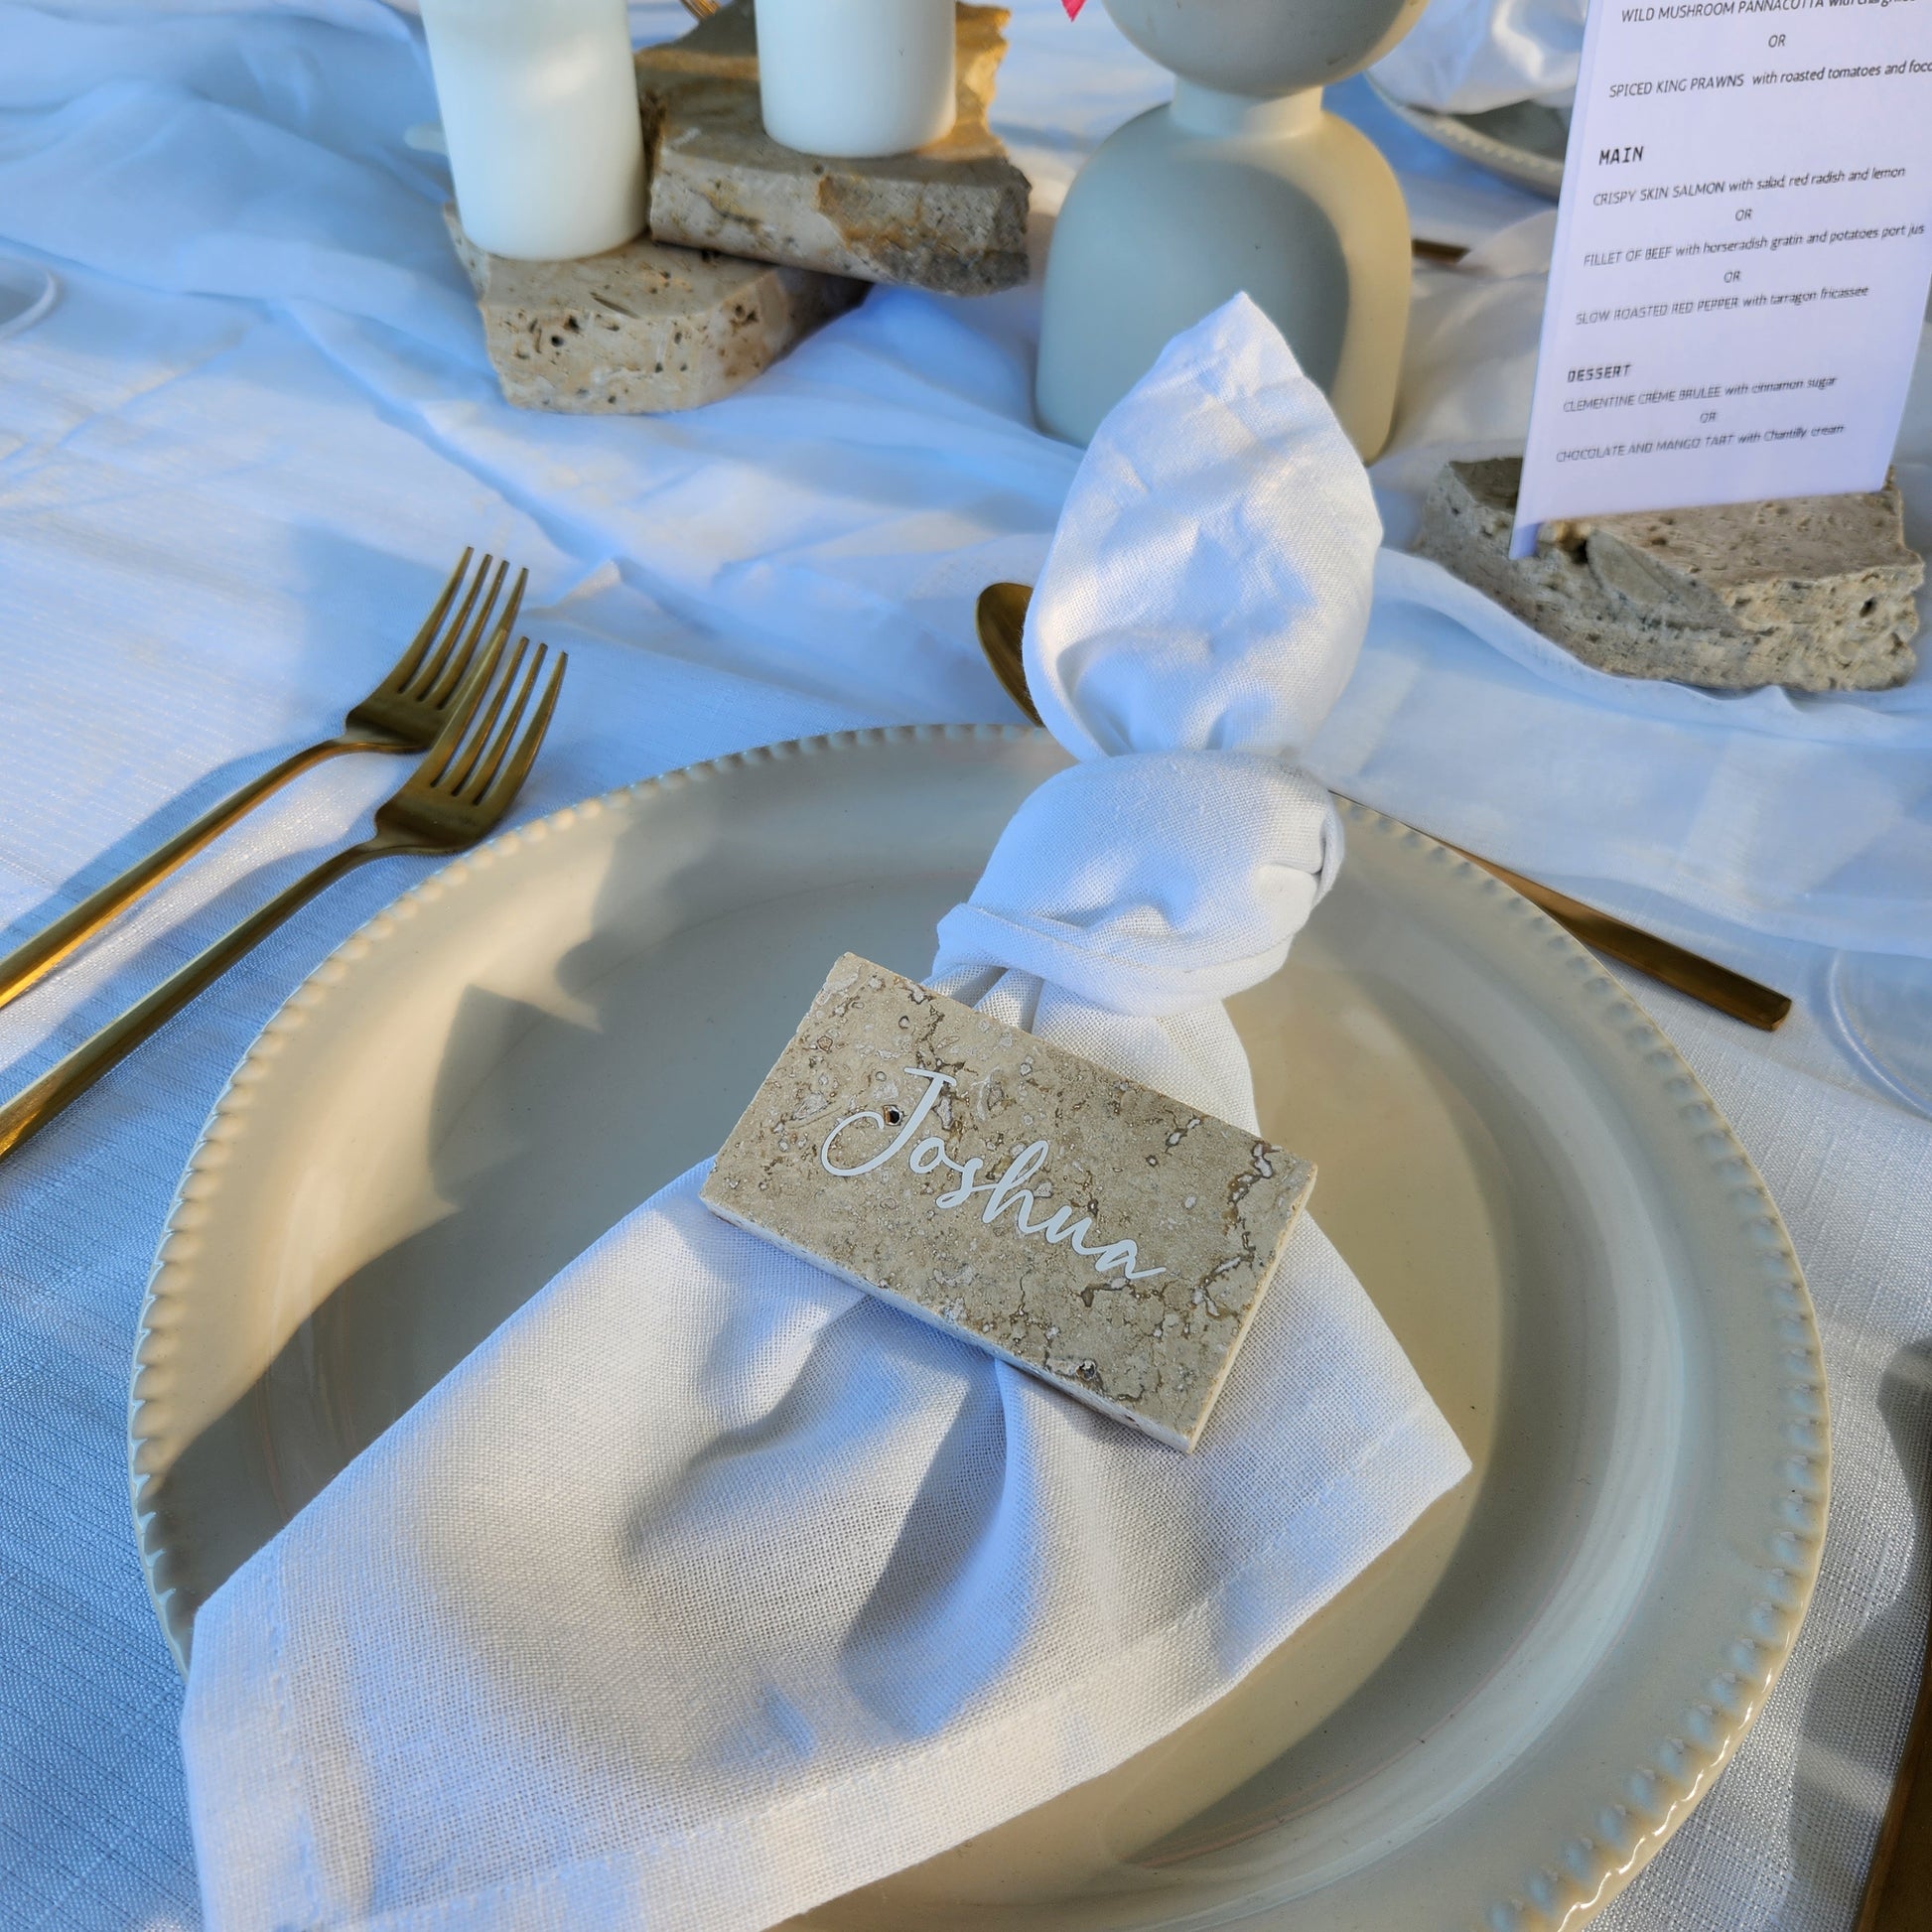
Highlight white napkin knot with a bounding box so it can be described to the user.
[931,750,1341,1018]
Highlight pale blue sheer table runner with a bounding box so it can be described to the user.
[0,4,1925,1926]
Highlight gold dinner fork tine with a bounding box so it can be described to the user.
[0,549,528,1015]
[0,636,568,1163]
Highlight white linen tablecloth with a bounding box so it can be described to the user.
[0,5,1926,1929]
[1370,0,1585,113]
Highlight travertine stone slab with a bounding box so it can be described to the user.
[634,1,1030,296]
[703,955,1314,1450]
[447,207,865,414]
[1417,456,1921,690]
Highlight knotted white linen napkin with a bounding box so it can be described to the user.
[181,296,1471,1932]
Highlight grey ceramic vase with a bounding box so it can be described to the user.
[1036,0,1429,458]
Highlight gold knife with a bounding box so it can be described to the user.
[974,581,1792,1033]
[1858,1599,1932,1931]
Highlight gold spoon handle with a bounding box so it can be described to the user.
[0,836,402,1162]
[1858,1622,1932,1932]
[0,738,400,1016]
[1431,844,1792,1032]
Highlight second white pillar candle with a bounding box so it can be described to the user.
[758,0,957,159]
[421,0,646,261]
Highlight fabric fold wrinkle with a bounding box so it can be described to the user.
[835,1364,1029,1740]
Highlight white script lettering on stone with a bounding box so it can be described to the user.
[818,1066,1167,1282]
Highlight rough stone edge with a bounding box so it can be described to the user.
[445,205,868,413]
[634,0,1031,295]
[1416,458,1921,691]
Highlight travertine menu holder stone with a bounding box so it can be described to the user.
[703,956,1315,1450]
[1419,456,1922,691]
[447,207,864,413]
[635,0,1030,296]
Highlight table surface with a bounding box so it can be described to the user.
[0,4,1927,1929]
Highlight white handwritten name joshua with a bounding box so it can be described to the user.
[818,1066,1166,1282]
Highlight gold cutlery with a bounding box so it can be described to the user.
[0,550,525,1016]
[678,0,719,17]
[0,631,566,1163]
[1857,1594,1932,1929]
[975,581,1792,1033]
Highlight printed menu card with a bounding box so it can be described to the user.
[1513,0,1932,554]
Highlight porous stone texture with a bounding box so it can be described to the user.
[1416,457,1922,691]
[703,955,1315,1450]
[447,207,865,413]
[634,0,1030,296]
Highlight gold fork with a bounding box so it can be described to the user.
[975,580,1793,1033]
[0,549,526,1015]
[0,632,567,1163]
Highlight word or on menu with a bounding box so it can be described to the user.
[1513,0,1932,553]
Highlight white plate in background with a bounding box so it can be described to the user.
[1371,79,1568,198]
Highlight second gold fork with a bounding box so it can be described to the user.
[0,630,567,1163]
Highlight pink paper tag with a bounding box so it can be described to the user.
[1063,0,1085,15]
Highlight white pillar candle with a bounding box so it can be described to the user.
[420,0,646,261]
[758,0,957,160]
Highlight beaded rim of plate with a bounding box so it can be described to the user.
[128,725,1827,1931]
[1341,806,1827,1930]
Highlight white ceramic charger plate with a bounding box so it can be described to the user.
[1368,76,1568,198]
[131,725,1826,1931]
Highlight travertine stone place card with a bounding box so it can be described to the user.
[702,956,1315,1449]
